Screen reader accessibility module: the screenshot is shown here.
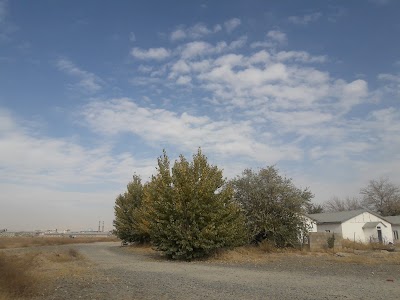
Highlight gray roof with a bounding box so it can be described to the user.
[306,209,388,224]
[362,222,387,229]
[385,215,400,225]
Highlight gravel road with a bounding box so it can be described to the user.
[43,242,399,300]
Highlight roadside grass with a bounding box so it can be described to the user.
[123,240,400,266]
[0,236,119,249]
[328,251,400,265]
[341,239,394,251]
[0,248,88,299]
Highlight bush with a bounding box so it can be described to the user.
[231,167,313,247]
[114,175,150,243]
[148,149,248,260]
[327,234,335,249]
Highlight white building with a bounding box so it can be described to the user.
[385,215,400,242]
[306,209,393,244]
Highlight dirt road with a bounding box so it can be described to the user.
[45,242,399,300]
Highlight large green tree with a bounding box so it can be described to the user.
[148,149,247,260]
[231,166,313,247]
[113,175,150,243]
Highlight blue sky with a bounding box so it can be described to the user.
[1,0,399,231]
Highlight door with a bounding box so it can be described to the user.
[377,228,383,243]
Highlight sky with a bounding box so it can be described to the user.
[1,0,399,231]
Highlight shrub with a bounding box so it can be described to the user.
[327,234,335,249]
[114,175,150,243]
[148,149,248,260]
[231,167,313,247]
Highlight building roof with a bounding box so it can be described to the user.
[385,215,400,225]
[306,209,388,224]
[362,222,387,229]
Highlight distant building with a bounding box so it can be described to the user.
[305,209,394,244]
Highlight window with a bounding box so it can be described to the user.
[325,230,330,233]
[394,230,399,240]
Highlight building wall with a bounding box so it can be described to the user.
[341,212,393,243]
[308,232,342,251]
[316,223,342,235]
[391,224,400,243]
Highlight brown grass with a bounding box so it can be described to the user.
[341,239,394,251]
[211,244,311,264]
[0,248,88,299]
[0,236,119,249]
[0,252,39,299]
[121,241,400,266]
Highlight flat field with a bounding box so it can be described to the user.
[1,239,399,300]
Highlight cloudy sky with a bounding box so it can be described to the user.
[1,0,399,231]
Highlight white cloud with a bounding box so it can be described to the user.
[378,73,400,94]
[250,30,287,49]
[267,30,287,44]
[80,98,301,163]
[176,75,192,85]
[131,47,171,60]
[224,18,241,33]
[170,28,186,41]
[180,41,214,59]
[170,22,221,41]
[288,12,322,25]
[56,58,103,93]
[275,51,327,63]
[124,22,400,210]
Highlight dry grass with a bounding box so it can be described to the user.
[329,251,400,265]
[0,252,39,299]
[211,244,311,264]
[0,248,88,299]
[342,239,394,251]
[0,236,118,249]
[122,241,399,266]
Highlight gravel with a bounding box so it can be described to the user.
[34,242,400,300]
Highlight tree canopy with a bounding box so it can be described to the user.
[113,175,150,243]
[147,149,247,260]
[323,196,362,213]
[231,166,313,247]
[360,178,400,216]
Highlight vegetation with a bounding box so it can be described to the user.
[0,252,38,299]
[231,166,313,248]
[327,234,335,249]
[147,149,247,260]
[321,178,400,216]
[0,236,118,249]
[114,175,150,243]
[306,203,324,214]
[0,248,84,299]
[323,196,363,212]
[360,177,400,216]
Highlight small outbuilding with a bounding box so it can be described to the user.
[306,209,393,244]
